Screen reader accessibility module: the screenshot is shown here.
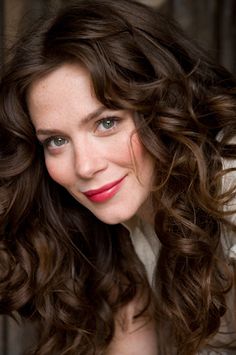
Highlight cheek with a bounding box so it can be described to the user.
[44,156,72,187]
[107,134,134,167]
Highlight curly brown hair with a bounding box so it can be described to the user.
[1,0,236,354]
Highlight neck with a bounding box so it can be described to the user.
[136,196,155,226]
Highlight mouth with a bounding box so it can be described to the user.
[83,176,126,203]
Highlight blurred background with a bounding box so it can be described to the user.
[0,0,236,354]
[1,0,236,74]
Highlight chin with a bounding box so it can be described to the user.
[94,211,135,225]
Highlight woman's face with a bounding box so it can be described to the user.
[28,63,155,224]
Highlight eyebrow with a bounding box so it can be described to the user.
[36,105,108,136]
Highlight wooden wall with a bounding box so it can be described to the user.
[0,0,235,354]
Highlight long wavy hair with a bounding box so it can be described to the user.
[1,0,236,354]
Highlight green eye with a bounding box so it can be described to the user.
[97,117,118,132]
[102,119,115,129]
[44,136,68,149]
[52,137,67,146]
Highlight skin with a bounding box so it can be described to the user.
[28,63,155,225]
[28,63,158,354]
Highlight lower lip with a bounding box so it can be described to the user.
[84,177,125,203]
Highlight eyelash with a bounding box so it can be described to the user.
[40,117,120,149]
[42,136,68,149]
[95,117,120,133]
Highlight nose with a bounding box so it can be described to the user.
[73,140,107,179]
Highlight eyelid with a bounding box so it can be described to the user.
[95,116,120,132]
[40,135,68,149]
[37,114,122,146]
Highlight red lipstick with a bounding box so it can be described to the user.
[83,176,125,202]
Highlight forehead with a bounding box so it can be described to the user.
[27,63,102,124]
[28,63,94,101]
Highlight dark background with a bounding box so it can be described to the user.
[1,0,236,75]
[0,0,235,354]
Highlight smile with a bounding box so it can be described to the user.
[83,176,126,203]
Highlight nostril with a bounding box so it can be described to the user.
[74,152,107,179]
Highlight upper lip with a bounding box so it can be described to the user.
[83,177,125,197]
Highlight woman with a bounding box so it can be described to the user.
[1,0,236,354]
